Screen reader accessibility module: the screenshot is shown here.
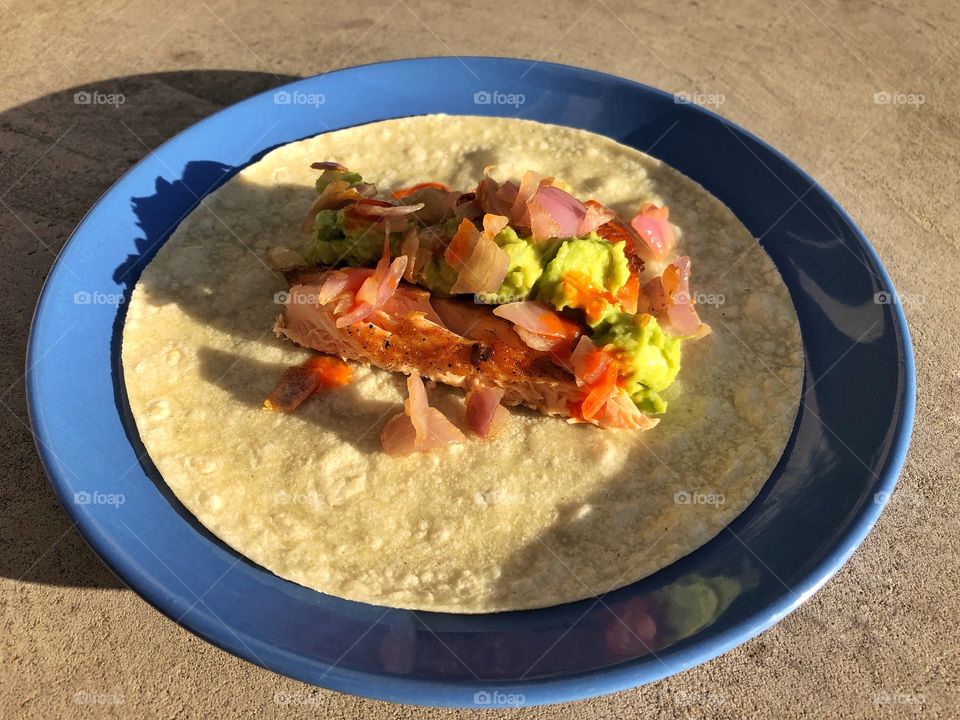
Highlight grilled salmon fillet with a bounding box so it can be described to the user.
[274,275,579,416]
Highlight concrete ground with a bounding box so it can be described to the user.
[1,0,957,717]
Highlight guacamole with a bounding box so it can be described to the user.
[304,208,403,266]
[593,313,682,414]
[316,171,362,193]
[420,254,457,295]
[537,234,631,325]
[471,227,548,304]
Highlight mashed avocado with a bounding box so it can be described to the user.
[421,226,553,303]
[304,209,403,266]
[420,255,457,295]
[476,227,549,304]
[537,234,630,325]
[316,171,362,193]
[304,210,383,267]
[592,313,682,414]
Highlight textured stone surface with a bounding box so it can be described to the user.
[1,0,956,717]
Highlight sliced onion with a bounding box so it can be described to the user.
[513,327,562,352]
[301,178,353,233]
[316,268,374,305]
[446,218,509,294]
[453,192,482,221]
[336,256,407,328]
[474,167,515,217]
[310,161,349,172]
[642,275,668,314]
[664,257,702,336]
[492,301,581,339]
[495,180,519,210]
[465,386,509,438]
[642,256,706,337]
[405,372,431,439]
[380,412,419,456]
[381,375,465,455]
[629,203,675,261]
[399,228,420,283]
[569,335,595,377]
[527,184,586,240]
[449,238,509,294]
[399,186,460,225]
[377,255,408,305]
[317,270,350,305]
[335,301,375,327]
[381,286,444,327]
[667,301,703,336]
[482,213,509,238]
[595,390,659,431]
[508,170,541,227]
[351,200,425,218]
[577,200,616,236]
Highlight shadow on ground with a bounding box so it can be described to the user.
[0,70,296,588]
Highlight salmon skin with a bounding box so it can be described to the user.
[274,270,579,417]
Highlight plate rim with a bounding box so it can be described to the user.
[26,56,916,708]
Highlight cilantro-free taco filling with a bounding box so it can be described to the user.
[269,163,711,455]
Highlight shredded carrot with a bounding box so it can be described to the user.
[580,348,613,385]
[444,218,477,267]
[562,271,619,325]
[540,311,582,340]
[616,274,640,314]
[304,354,353,389]
[580,363,619,420]
[263,355,352,413]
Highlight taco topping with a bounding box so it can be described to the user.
[381,375,465,457]
[272,164,711,454]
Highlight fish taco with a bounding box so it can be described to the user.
[122,115,803,612]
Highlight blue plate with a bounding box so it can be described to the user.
[27,58,914,707]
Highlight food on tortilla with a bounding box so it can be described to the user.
[272,165,710,446]
[121,115,803,613]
